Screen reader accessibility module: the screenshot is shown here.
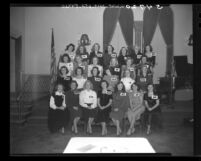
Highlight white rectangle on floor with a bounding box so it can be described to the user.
[63,137,155,153]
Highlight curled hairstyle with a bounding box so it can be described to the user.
[59,66,69,75]
[145,44,153,52]
[76,45,87,55]
[70,80,78,89]
[115,81,126,93]
[61,53,71,63]
[109,57,119,67]
[54,83,64,93]
[65,43,75,52]
[75,66,84,76]
[91,66,100,76]
[83,80,93,90]
[119,47,128,56]
[131,83,140,91]
[91,43,100,52]
[105,44,114,53]
[100,80,109,89]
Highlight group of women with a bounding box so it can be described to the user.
[48,42,162,136]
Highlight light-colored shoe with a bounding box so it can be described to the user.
[127,128,132,136]
[131,128,135,134]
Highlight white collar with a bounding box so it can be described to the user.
[55,91,64,96]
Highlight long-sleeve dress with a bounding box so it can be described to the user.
[79,89,98,121]
[110,91,130,122]
[48,91,69,133]
[95,90,113,123]
[65,90,82,122]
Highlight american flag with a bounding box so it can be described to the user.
[50,28,57,94]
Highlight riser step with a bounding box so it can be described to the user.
[10,119,27,125]
[10,112,32,120]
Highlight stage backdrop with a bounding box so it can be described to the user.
[10,5,192,84]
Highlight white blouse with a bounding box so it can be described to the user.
[79,89,97,109]
[49,91,66,110]
[72,77,87,89]
[121,77,135,92]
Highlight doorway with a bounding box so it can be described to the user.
[10,36,22,96]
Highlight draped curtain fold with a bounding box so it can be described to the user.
[143,6,174,75]
[158,7,174,75]
[103,8,121,51]
[118,8,134,48]
[143,7,159,47]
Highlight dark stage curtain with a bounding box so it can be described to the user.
[143,6,174,75]
[143,7,159,47]
[158,7,174,75]
[119,8,134,48]
[103,8,121,51]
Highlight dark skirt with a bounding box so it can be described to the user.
[144,107,162,128]
[68,106,82,120]
[47,107,69,133]
[95,106,112,123]
[81,107,97,121]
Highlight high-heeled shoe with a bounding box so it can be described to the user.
[131,128,135,134]
[147,126,151,135]
[61,127,65,134]
[127,128,132,136]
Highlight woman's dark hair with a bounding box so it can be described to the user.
[115,81,126,93]
[76,45,87,55]
[119,47,128,56]
[91,66,100,76]
[105,44,114,53]
[75,66,84,75]
[61,54,71,63]
[131,83,140,91]
[100,80,109,88]
[147,83,157,93]
[70,80,78,89]
[53,83,64,93]
[91,43,100,52]
[144,44,153,52]
[65,43,75,52]
[59,66,69,75]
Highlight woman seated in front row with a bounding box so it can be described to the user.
[48,84,68,134]
[144,84,162,135]
[79,80,97,134]
[66,81,82,134]
[127,83,145,135]
[110,82,130,136]
[95,80,113,136]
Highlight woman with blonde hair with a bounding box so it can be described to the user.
[79,80,98,134]
[89,43,104,66]
[127,83,145,135]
